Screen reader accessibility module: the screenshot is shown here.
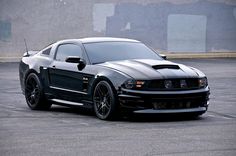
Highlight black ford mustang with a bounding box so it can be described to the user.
[19,37,210,120]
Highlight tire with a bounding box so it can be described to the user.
[93,81,118,120]
[25,73,52,110]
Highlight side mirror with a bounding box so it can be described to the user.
[65,56,86,71]
[159,54,167,60]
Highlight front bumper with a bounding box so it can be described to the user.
[118,87,210,114]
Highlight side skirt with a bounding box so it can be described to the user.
[49,98,93,109]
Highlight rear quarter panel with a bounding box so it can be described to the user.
[19,54,53,94]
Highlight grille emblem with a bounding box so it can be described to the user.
[164,80,172,89]
[83,77,88,81]
[180,80,187,88]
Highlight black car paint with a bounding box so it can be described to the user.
[19,38,210,114]
[19,42,131,106]
[98,59,204,80]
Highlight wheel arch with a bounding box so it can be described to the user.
[23,69,43,94]
[24,69,41,83]
[90,75,117,97]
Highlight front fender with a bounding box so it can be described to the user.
[88,65,132,96]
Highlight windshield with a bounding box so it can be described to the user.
[83,42,162,64]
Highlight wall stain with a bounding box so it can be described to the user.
[105,1,236,52]
[0,20,11,42]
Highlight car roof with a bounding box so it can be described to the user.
[79,37,140,43]
[56,37,140,44]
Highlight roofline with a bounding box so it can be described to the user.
[55,37,140,44]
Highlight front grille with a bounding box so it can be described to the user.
[147,78,199,90]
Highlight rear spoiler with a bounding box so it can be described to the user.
[23,51,39,57]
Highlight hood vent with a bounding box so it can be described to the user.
[152,64,180,70]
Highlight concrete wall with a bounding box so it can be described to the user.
[0,0,236,57]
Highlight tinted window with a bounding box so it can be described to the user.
[56,44,83,61]
[42,47,51,55]
[83,42,162,64]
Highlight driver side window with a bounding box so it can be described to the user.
[55,44,83,62]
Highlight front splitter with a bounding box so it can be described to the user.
[133,107,207,114]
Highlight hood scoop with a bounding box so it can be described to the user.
[152,64,180,70]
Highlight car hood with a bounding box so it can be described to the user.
[99,59,203,79]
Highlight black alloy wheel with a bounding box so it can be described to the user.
[25,73,51,110]
[93,81,117,120]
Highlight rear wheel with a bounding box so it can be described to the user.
[25,73,51,110]
[93,81,117,120]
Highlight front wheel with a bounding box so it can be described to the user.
[25,73,51,110]
[93,81,117,120]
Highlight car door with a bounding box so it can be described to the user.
[48,43,87,101]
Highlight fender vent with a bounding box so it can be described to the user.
[152,65,180,70]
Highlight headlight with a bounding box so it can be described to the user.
[123,79,145,89]
[124,79,135,89]
[199,77,208,88]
